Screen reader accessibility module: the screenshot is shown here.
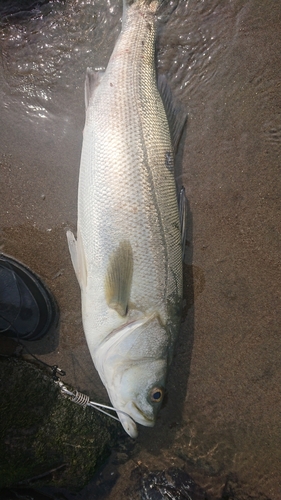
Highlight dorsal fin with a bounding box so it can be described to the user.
[178,186,188,261]
[158,74,187,155]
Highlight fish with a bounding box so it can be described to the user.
[67,0,187,438]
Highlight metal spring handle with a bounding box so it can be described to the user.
[71,390,90,408]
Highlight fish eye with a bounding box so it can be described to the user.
[150,387,164,403]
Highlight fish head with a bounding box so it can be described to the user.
[95,315,170,438]
[115,358,167,436]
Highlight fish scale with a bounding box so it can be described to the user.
[67,0,184,438]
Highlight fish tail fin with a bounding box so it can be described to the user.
[123,0,161,6]
[123,0,162,14]
[122,0,165,27]
[122,0,161,28]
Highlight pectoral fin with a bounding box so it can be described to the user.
[105,241,133,317]
[66,229,87,290]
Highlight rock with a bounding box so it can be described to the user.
[0,356,116,491]
[112,466,212,500]
[141,468,210,500]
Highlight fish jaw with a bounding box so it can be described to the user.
[115,399,156,439]
[116,410,139,439]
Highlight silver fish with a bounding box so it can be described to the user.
[67,0,186,438]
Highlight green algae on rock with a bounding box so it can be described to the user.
[0,356,117,490]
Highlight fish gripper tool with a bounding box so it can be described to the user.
[55,380,89,409]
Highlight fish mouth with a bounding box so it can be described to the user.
[129,402,155,427]
[113,402,154,438]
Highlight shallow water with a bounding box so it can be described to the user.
[1,0,281,498]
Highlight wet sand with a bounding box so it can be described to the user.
[0,0,280,498]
